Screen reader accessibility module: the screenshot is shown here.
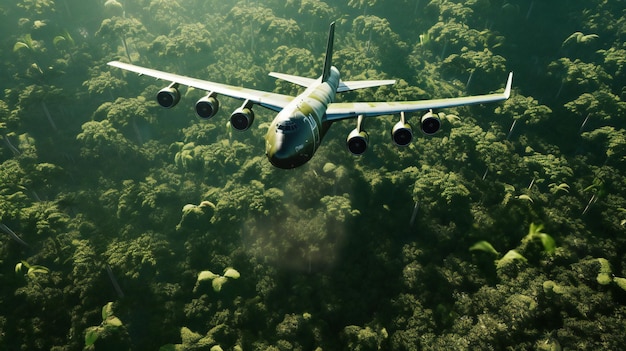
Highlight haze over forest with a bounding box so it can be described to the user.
[1,0,625,350]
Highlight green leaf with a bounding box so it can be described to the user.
[181,326,202,344]
[223,267,240,279]
[549,182,570,194]
[469,240,499,256]
[13,42,30,52]
[597,273,612,285]
[538,233,556,254]
[597,258,612,274]
[197,270,219,282]
[211,345,224,351]
[15,262,23,275]
[85,326,101,346]
[212,276,228,292]
[53,36,66,46]
[105,316,123,327]
[543,280,556,293]
[517,194,534,203]
[28,266,50,276]
[322,162,337,173]
[595,258,613,285]
[102,302,114,320]
[496,250,527,270]
[613,277,626,291]
[528,222,544,236]
[543,280,571,295]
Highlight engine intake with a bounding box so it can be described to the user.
[230,106,255,131]
[392,121,413,146]
[347,128,369,155]
[156,85,180,108]
[420,110,441,135]
[195,94,219,119]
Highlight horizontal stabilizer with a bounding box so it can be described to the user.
[338,79,396,92]
[269,72,315,88]
[270,71,396,93]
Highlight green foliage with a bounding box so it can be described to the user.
[469,240,499,256]
[342,325,388,351]
[223,268,241,279]
[161,326,224,350]
[522,223,557,255]
[84,302,126,347]
[15,260,49,279]
[496,250,527,270]
[596,258,612,285]
[196,267,240,292]
[197,271,219,282]
[2,1,626,350]
[562,31,599,46]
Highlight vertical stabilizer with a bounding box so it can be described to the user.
[321,22,335,82]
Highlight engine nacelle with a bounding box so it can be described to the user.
[230,107,255,131]
[156,86,180,108]
[346,128,369,155]
[420,111,441,135]
[392,121,413,146]
[195,95,219,119]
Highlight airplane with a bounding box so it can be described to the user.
[108,22,512,169]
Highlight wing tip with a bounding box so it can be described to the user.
[107,60,125,68]
[504,72,513,99]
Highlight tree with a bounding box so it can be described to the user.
[96,15,150,62]
[564,91,626,125]
[548,58,611,99]
[149,23,213,59]
[342,325,388,351]
[441,48,507,93]
[83,71,127,97]
[495,94,552,126]
[104,232,174,303]
[582,126,626,164]
[76,119,139,163]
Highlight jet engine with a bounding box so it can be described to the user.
[420,110,441,135]
[156,84,180,108]
[347,115,368,155]
[347,128,369,155]
[195,94,219,119]
[230,105,255,131]
[392,112,413,146]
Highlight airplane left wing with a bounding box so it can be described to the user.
[108,61,295,112]
[325,72,513,121]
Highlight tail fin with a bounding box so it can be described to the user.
[321,21,335,82]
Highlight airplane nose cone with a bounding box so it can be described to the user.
[266,139,310,169]
[267,149,297,169]
[266,134,293,169]
[265,117,314,169]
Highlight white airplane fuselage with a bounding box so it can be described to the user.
[265,67,340,169]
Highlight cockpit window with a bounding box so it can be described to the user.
[277,120,298,132]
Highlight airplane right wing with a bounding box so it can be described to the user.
[325,72,513,121]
